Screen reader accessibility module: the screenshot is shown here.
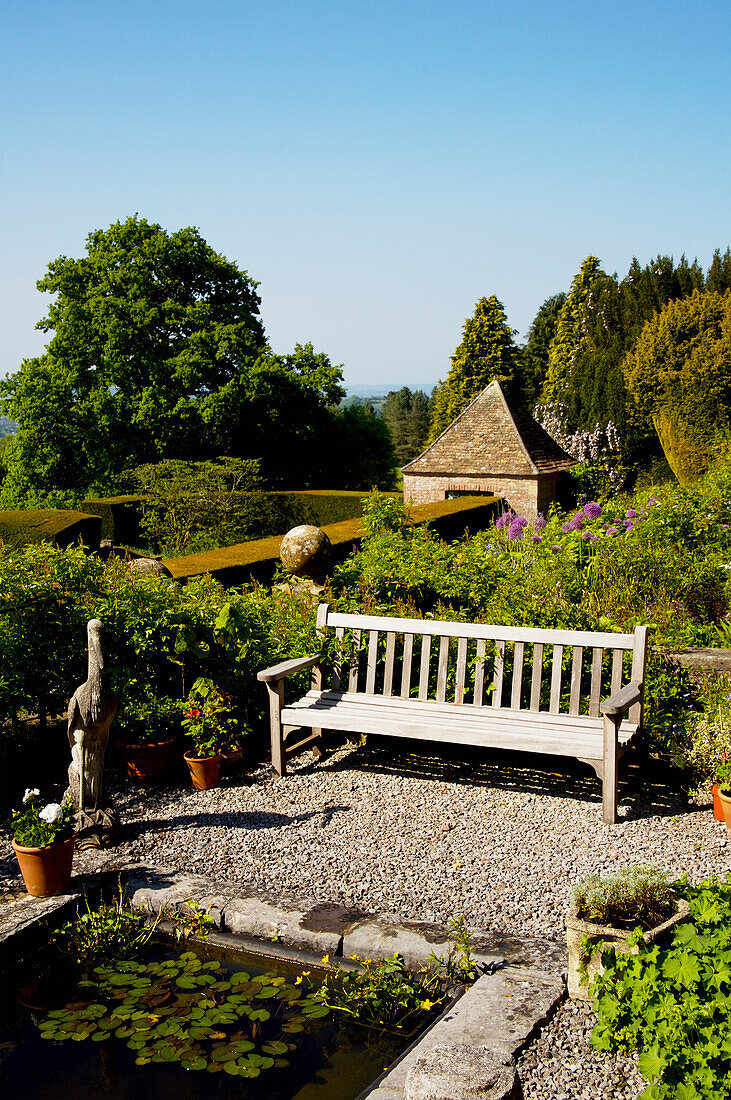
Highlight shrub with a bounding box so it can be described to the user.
[572,867,677,930]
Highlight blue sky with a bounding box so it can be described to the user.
[1,0,729,389]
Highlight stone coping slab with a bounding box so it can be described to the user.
[0,860,567,1100]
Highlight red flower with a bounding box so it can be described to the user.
[186,708,201,718]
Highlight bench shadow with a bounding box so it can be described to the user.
[122,803,351,841]
[305,737,697,822]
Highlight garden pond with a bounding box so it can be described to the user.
[0,936,416,1100]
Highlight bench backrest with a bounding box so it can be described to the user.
[315,605,648,725]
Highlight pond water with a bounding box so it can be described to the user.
[0,938,407,1100]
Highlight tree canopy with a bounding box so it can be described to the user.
[623,288,731,482]
[428,295,522,441]
[382,387,432,465]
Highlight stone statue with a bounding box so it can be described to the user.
[66,618,120,849]
[279,525,332,594]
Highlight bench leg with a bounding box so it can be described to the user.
[311,728,323,758]
[267,682,286,776]
[602,714,618,824]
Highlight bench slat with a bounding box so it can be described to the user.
[589,647,603,717]
[569,646,583,716]
[530,642,543,711]
[436,635,450,703]
[366,630,379,694]
[331,626,345,691]
[474,638,486,706]
[401,634,414,698]
[550,644,564,712]
[455,636,468,704]
[511,641,525,710]
[611,648,624,696]
[348,629,362,692]
[383,631,396,696]
[418,635,432,701]
[492,641,505,708]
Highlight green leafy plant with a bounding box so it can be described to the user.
[429,914,480,985]
[181,677,237,759]
[52,882,159,971]
[11,790,75,848]
[314,952,447,1033]
[116,686,180,746]
[572,867,678,930]
[169,899,216,942]
[36,951,327,1079]
[589,876,731,1099]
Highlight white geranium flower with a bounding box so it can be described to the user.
[39,803,63,824]
[23,788,40,803]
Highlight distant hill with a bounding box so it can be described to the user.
[346,383,437,399]
[0,417,17,438]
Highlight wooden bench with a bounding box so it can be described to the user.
[258,605,649,823]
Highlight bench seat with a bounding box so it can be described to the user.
[282,690,639,768]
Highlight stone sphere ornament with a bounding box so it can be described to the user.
[280,525,332,580]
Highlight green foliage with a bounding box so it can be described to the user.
[382,387,432,465]
[11,792,75,848]
[0,508,101,548]
[623,289,731,483]
[315,953,446,1033]
[589,876,731,1099]
[53,882,160,971]
[429,295,522,441]
[37,950,327,1078]
[169,899,216,942]
[542,257,606,405]
[572,867,677,929]
[430,915,480,985]
[672,683,731,792]
[115,687,180,746]
[520,292,566,407]
[181,677,238,758]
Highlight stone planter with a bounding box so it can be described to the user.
[719,787,731,834]
[183,752,222,790]
[11,835,75,897]
[565,896,690,1000]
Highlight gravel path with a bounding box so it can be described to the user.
[2,738,728,1098]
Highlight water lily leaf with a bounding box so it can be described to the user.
[254,987,278,999]
[281,1022,304,1033]
[187,1027,211,1040]
[115,1026,136,1038]
[248,1008,270,1022]
[208,1030,226,1040]
[134,1056,151,1065]
[210,981,231,991]
[179,952,198,963]
[262,1040,288,1055]
[181,1057,207,1071]
[207,1063,223,1073]
[302,1005,329,1019]
[223,1062,241,1076]
[107,974,139,986]
[201,961,221,971]
[71,1031,89,1041]
[91,1031,111,1042]
[273,1058,290,1068]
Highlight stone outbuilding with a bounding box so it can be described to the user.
[402,379,575,520]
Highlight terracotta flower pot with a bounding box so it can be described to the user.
[565,896,690,999]
[183,751,222,790]
[711,784,726,822]
[119,738,176,782]
[719,787,731,834]
[12,835,75,897]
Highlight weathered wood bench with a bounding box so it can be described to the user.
[258,605,649,823]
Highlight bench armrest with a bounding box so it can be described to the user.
[257,654,320,683]
[601,681,642,717]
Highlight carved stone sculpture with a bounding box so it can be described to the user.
[279,525,332,594]
[66,619,120,849]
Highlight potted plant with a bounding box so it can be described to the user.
[565,866,690,999]
[718,780,731,832]
[11,789,76,897]
[115,688,180,782]
[680,700,730,821]
[181,678,236,790]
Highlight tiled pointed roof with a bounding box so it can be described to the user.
[402,380,576,477]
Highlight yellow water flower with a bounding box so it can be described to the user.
[420,999,436,1011]
[321,954,330,964]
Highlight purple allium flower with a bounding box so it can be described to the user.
[589,534,599,543]
[583,501,602,520]
[531,534,543,544]
[551,544,562,554]
[623,518,634,527]
[561,521,571,534]
[581,530,591,540]
[535,515,547,531]
[626,508,637,519]
[507,521,524,540]
[496,512,513,530]
[606,526,619,537]
[569,512,585,531]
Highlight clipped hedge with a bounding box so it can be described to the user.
[0,509,101,549]
[163,495,499,586]
[81,495,144,544]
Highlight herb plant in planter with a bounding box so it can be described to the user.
[181,678,236,790]
[115,689,181,782]
[11,789,76,897]
[566,866,689,999]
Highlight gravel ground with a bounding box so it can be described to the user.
[2,737,729,1098]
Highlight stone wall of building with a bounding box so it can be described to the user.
[403,473,562,521]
